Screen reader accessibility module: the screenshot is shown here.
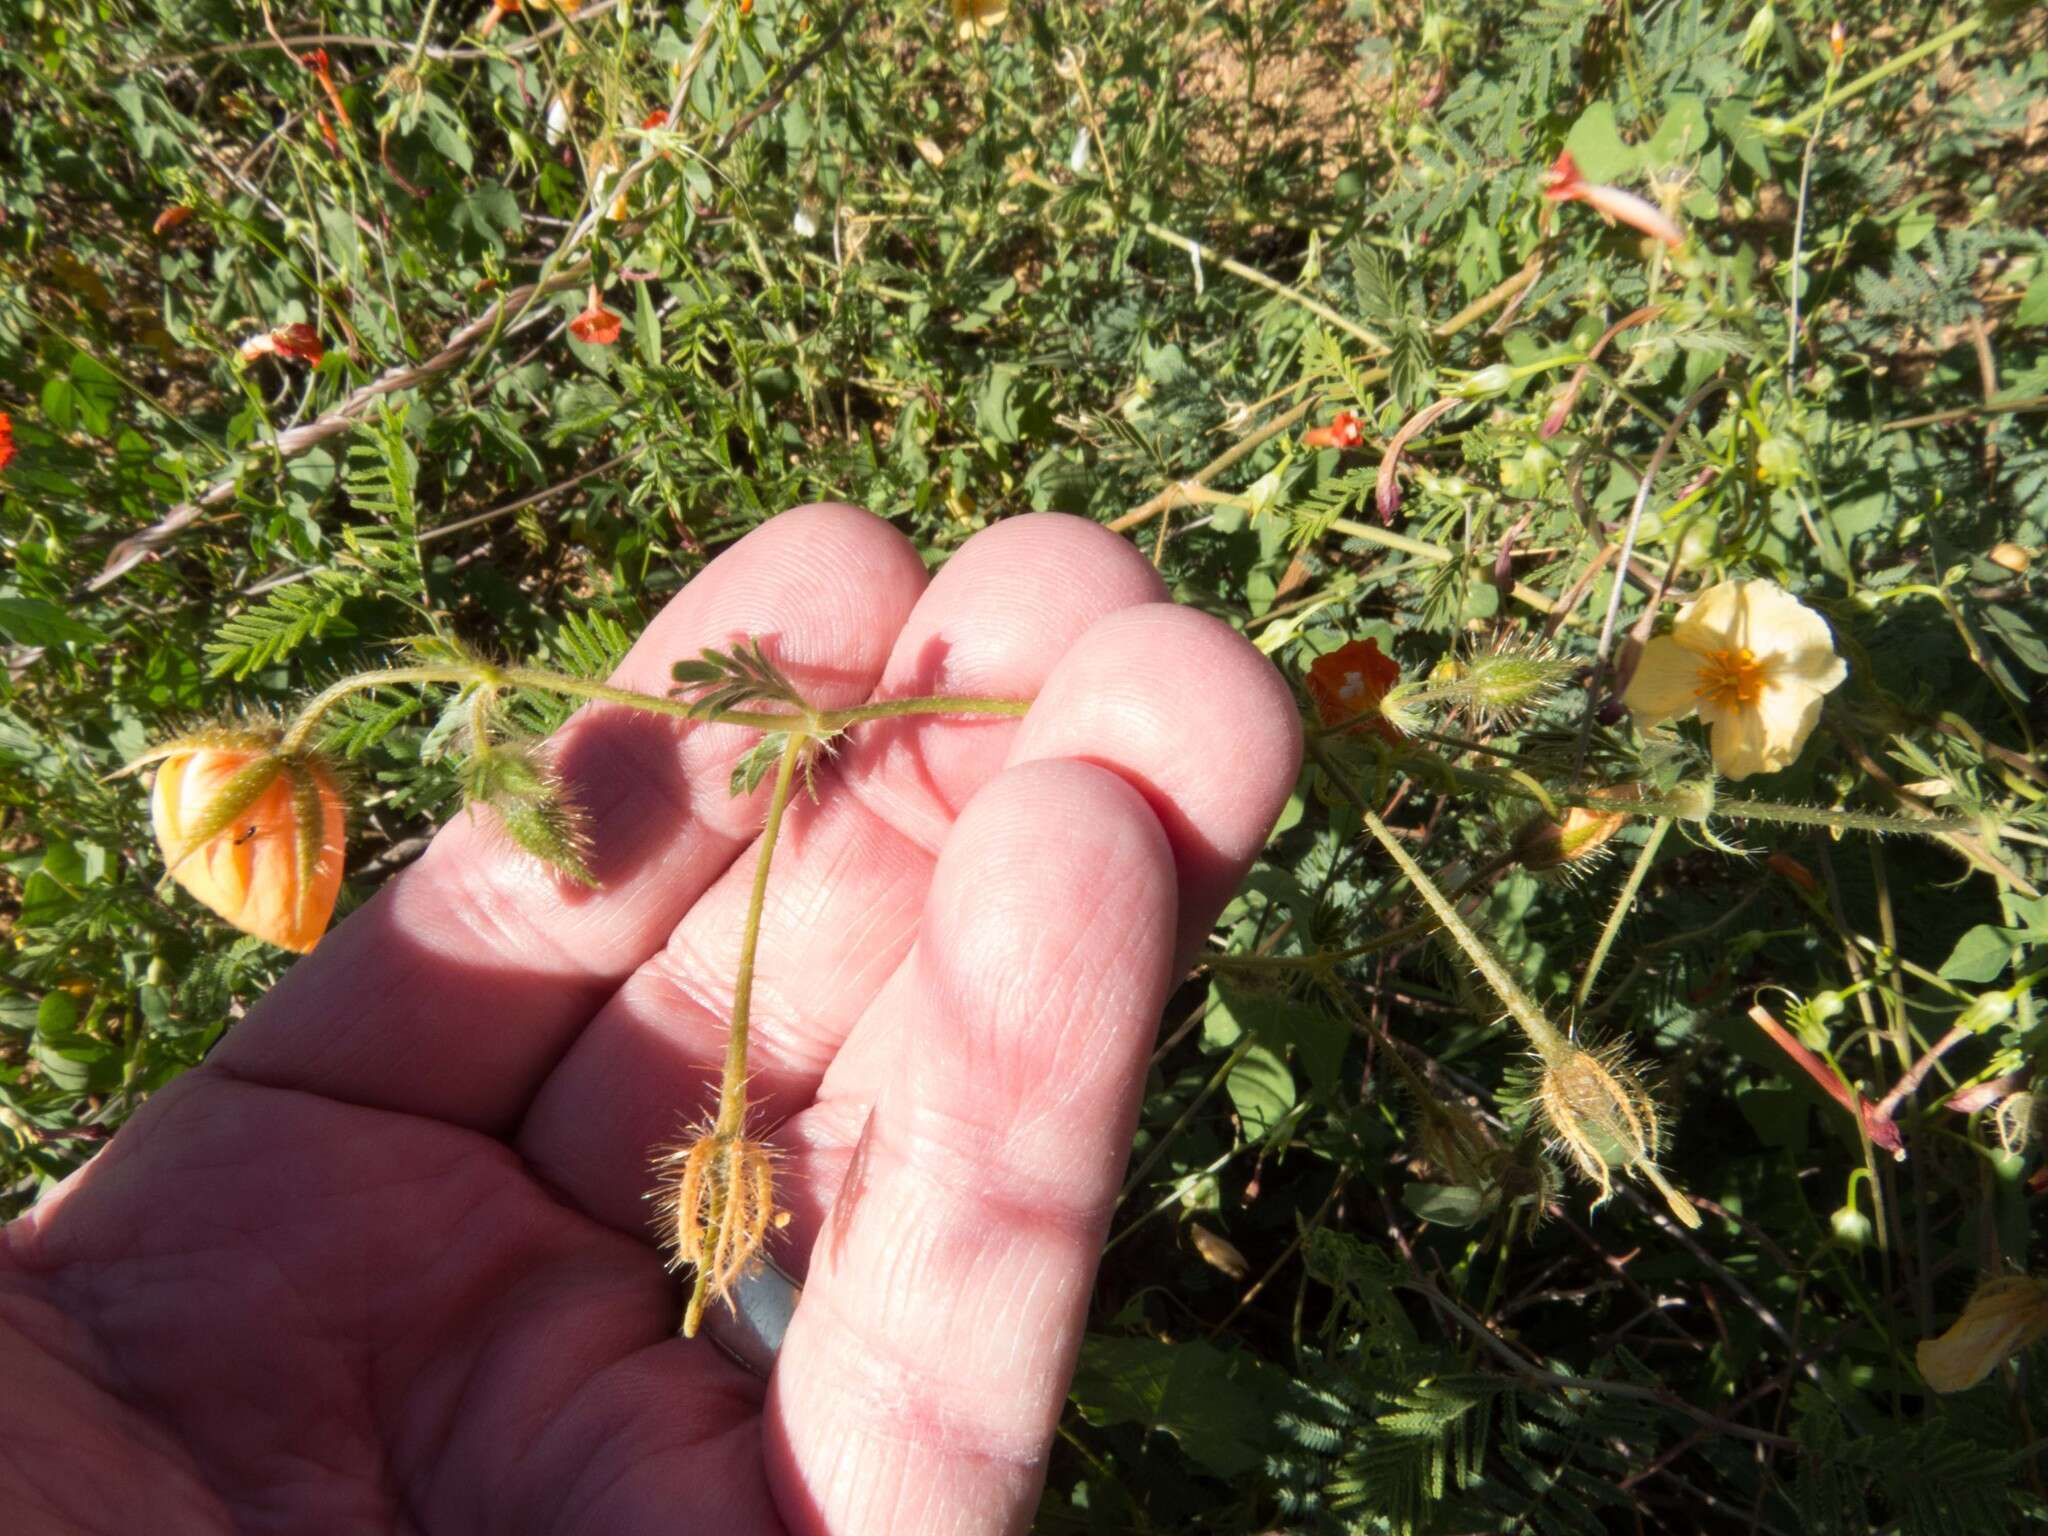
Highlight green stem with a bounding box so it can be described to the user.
[1313,740,1567,1060]
[1325,518,1560,617]
[1204,850,1518,975]
[1142,222,1389,352]
[280,665,477,753]
[1418,757,1977,839]
[280,661,1030,754]
[682,728,806,1337]
[1776,15,1983,135]
[716,730,804,1138]
[1575,817,1671,1012]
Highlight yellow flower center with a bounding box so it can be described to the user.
[1695,646,1766,712]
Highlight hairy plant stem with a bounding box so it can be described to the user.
[717,730,804,1139]
[680,730,806,1337]
[1311,740,1566,1061]
[1398,752,1978,840]
[1575,817,1671,1013]
[279,660,1030,754]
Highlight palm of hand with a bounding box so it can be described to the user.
[1,510,1299,1535]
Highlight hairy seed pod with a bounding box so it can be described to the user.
[1538,1043,1701,1229]
[656,1130,781,1333]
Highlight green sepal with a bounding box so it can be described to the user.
[462,743,598,887]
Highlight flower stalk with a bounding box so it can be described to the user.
[672,728,806,1338]
[1315,738,1702,1228]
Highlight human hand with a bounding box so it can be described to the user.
[0,508,1300,1535]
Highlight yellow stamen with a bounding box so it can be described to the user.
[1695,646,1766,712]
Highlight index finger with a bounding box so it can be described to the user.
[210,504,930,1132]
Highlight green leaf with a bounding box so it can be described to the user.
[1208,980,1350,1098]
[1070,1337,1286,1478]
[1226,1041,1296,1138]
[419,92,474,173]
[1645,95,1709,168]
[457,183,523,253]
[1939,924,2022,983]
[2016,270,2048,328]
[1402,1181,1493,1227]
[0,597,107,647]
[1563,102,1637,182]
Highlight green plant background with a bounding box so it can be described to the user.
[5,0,2048,1529]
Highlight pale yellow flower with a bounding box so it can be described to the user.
[1623,579,1846,781]
[951,0,1007,41]
[1916,1275,2048,1394]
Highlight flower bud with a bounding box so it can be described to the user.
[1454,364,1515,399]
[1740,6,1777,62]
[1956,990,2015,1035]
[1829,1203,1873,1248]
[142,729,346,952]
[1515,796,1632,874]
[1916,1275,2048,1394]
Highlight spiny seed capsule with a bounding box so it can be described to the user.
[655,1131,781,1335]
[1537,1043,1701,1229]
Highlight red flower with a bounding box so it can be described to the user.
[271,323,324,365]
[1306,638,1403,739]
[238,323,324,366]
[152,205,193,236]
[1302,409,1364,451]
[641,109,669,131]
[569,286,622,346]
[1542,150,1683,250]
[300,47,353,139]
[0,412,16,474]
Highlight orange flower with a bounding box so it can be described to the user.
[237,323,324,365]
[301,48,353,136]
[1543,150,1683,250]
[152,205,194,236]
[144,731,346,953]
[478,0,520,38]
[1302,409,1364,451]
[0,411,15,474]
[569,285,622,346]
[1307,638,1403,740]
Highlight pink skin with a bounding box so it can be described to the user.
[0,508,1302,1536]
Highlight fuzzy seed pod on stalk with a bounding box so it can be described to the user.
[1344,786,1704,1232]
[1537,1041,1700,1229]
[655,1129,783,1337]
